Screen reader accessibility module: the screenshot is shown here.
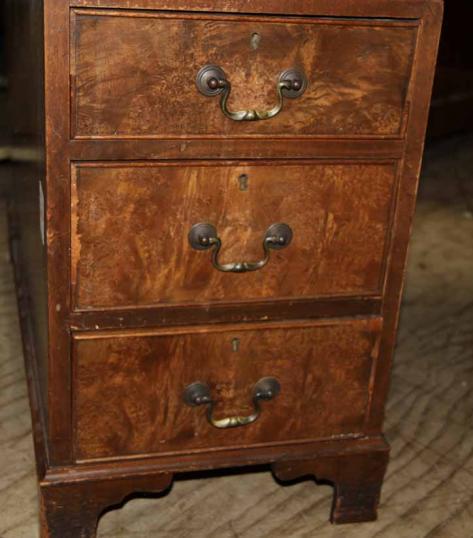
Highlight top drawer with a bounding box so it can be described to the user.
[71,9,417,140]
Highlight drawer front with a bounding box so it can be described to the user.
[73,317,382,461]
[71,161,397,310]
[71,9,416,140]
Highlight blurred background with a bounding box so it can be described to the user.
[427,1,473,138]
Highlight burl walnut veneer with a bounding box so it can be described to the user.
[6,1,442,536]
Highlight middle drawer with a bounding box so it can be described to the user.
[71,160,397,310]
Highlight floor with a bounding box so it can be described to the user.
[0,135,472,538]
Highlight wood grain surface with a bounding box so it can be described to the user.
[72,161,396,309]
[4,0,445,534]
[1,134,472,537]
[73,318,381,460]
[71,9,416,139]
[69,0,438,19]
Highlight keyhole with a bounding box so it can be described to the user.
[239,174,249,191]
[231,338,240,352]
[251,32,261,50]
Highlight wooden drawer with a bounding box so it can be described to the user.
[73,317,382,461]
[71,161,397,310]
[71,9,416,140]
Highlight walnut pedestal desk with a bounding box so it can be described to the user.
[7,1,442,536]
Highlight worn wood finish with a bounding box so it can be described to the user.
[68,296,382,331]
[39,472,173,538]
[72,10,417,140]
[273,440,389,524]
[366,0,444,434]
[44,0,73,465]
[72,161,397,309]
[70,0,437,18]
[68,138,406,161]
[6,0,443,534]
[38,439,388,537]
[73,318,382,460]
[4,182,473,531]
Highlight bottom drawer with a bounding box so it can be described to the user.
[73,318,382,461]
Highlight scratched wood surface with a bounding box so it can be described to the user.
[1,135,473,536]
[72,162,396,309]
[71,10,416,139]
[74,318,381,460]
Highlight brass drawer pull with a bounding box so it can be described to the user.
[196,64,307,122]
[183,377,281,429]
[188,222,293,273]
